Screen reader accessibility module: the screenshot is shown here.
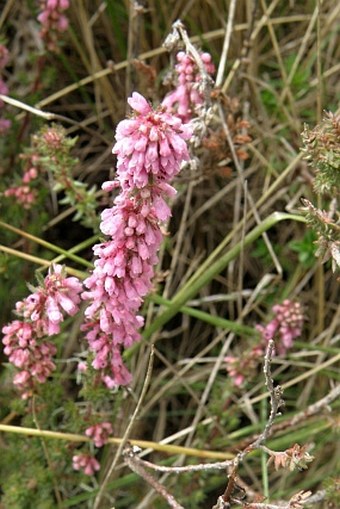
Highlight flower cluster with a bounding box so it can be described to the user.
[256,300,304,355]
[162,51,215,122]
[0,43,11,134]
[81,92,191,389]
[72,421,113,475]
[225,300,304,386]
[4,154,41,208]
[37,0,70,52]
[225,344,264,387]
[85,421,113,448]
[72,454,100,476]
[2,264,83,398]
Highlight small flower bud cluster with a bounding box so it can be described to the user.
[256,300,304,355]
[4,185,37,208]
[72,454,100,476]
[72,422,113,475]
[4,154,41,208]
[226,300,304,385]
[162,51,215,122]
[81,92,191,388]
[85,421,113,448]
[37,0,70,52]
[1,264,83,398]
[0,44,11,134]
[225,345,264,387]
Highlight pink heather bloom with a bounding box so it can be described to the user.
[0,117,11,134]
[85,422,113,448]
[225,345,264,387]
[72,454,100,476]
[37,0,70,52]
[82,92,191,388]
[4,154,41,208]
[4,185,38,208]
[256,300,304,355]
[162,51,215,122]
[1,264,83,397]
[2,320,57,399]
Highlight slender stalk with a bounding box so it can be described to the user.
[0,220,92,268]
[32,397,63,509]
[93,347,155,509]
[143,213,306,340]
[260,397,269,499]
[148,293,255,336]
[36,234,98,273]
[215,0,237,87]
[0,244,86,279]
[0,423,233,460]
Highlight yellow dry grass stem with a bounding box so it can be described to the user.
[0,423,234,460]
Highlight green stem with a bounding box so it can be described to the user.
[143,212,306,340]
[149,293,255,336]
[0,220,93,268]
[36,234,98,273]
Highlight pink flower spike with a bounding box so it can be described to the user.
[256,300,304,356]
[1,264,82,397]
[162,50,215,122]
[82,92,191,388]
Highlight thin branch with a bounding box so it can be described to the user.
[32,397,63,509]
[123,451,233,474]
[0,94,109,144]
[217,340,283,507]
[236,489,325,508]
[215,0,237,87]
[93,346,154,509]
[123,446,185,509]
[239,340,283,461]
[163,20,214,101]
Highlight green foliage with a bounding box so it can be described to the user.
[302,112,340,195]
[33,124,100,231]
[289,230,318,267]
[0,428,61,509]
[323,477,340,507]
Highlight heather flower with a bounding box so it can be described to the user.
[0,117,11,134]
[1,264,83,397]
[82,92,191,388]
[225,344,264,387]
[4,185,38,208]
[2,320,57,398]
[162,51,215,122]
[256,300,304,355]
[37,0,70,52]
[3,153,41,208]
[72,454,100,476]
[85,422,113,448]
